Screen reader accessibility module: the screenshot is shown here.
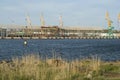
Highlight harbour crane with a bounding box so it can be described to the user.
[105,11,114,38]
[59,15,63,36]
[40,13,45,27]
[26,14,32,29]
[23,13,33,45]
[118,13,120,29]
[40,13,46,38]
[25,14,33,37]
[59,15,63,27]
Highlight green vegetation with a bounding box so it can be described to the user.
[0,54,119,80]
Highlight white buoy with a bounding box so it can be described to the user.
[24,40,27,46]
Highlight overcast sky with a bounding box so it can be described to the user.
[0,0,120,29]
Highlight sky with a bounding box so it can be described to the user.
[0,0,120,29]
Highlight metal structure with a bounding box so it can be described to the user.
[59,15,63,27]
[26,14,32,29]
[40,13,45,27]
[105,11,114,38]
[59,15,64,36]
[3,23,120,39]
[1,12,120,39]
[118,13,120,29]
[0,25,7,38]
[25,14,32,37]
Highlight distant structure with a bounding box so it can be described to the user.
[105,11,114,38]
[118,13,120,29]
[59,15,63,36]
[26,14,32,29]
[40,13,45,27]
[25,14,32,37]
[0,27,7,38]
[59,15,63,27]
[1,12,120,39]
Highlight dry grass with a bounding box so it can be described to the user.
[0,54,119,80]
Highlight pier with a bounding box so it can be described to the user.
[0,26,120,39]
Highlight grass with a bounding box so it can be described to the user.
[0,54,119,80]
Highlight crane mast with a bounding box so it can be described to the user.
[59,15,63,27]
[118,13,120,29]
[26,14,32,29]
[105,11,114,38]
[40,13,45,27]
[25,14,32,37]
[59,15,63,36]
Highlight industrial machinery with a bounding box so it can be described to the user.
[40,13,45,27]
[118,13,120,29]
[59,15,63,27]
[105,11,114,38]
[25,14,32,37]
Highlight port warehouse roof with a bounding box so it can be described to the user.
[0,24,104,30]
[62,26,104,30]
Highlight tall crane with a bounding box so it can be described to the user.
[59,15,63,27]
[105,11,114,38]
[26,14,32,29]
[40,13,45,27]
[25,14,32,37]
[118,13,120,30]
[59,15,63,36]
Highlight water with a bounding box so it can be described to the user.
[0,39,120,61]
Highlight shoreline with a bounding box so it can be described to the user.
[1,36,120,39]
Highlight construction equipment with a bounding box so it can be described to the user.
[26,14,32,29]
[105,11,114,38]
[25,14,32,37]
[59,15,64,37]
[59,15,63,27]
[118,13,120,29]
[40,13,45,26]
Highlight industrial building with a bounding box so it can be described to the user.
[0,28,7,38]
[1,12,120,39]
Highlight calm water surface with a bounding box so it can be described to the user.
[0,39,120,61]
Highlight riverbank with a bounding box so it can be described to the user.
[1,36,120,39]
[0,54,119,80]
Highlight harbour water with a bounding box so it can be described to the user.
[0,39,120,61]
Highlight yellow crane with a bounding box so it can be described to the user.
[105,11,114,38]
[105,11,112,27]
[40,13,45,27]
[118,13,120,21]
[59,15,63,27]
[118,13,120,28]
[59,15,63,37]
